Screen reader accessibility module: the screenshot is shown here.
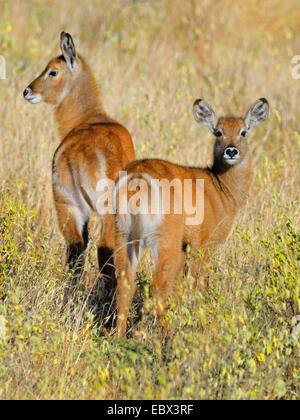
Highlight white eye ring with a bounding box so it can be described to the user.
[240,129,247,137]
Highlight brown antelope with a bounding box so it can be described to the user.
[23,32,135,289]
[113,98,269,337]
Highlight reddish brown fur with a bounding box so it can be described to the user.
[24,33,135,289]
[113,99,268,337]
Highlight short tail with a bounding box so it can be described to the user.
[113,171,164,238]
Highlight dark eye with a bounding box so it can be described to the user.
[241,130,246,137]
[49,70,58,77]
[215,130,223,137]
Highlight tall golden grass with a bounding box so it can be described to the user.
[0,0,299,399]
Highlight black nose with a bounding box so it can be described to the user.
[23,87,31,98]
[225,147,239,158]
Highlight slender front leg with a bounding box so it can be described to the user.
[152,239,185,319]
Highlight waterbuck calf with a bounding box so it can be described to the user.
[113,98,269,337]
[24,32,135,291]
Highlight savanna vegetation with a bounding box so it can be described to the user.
[0,0,299,399]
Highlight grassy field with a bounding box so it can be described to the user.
[0,0,299,399]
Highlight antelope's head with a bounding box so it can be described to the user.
[193,98,269,168]
[23,32,82,106]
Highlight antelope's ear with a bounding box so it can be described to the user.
[60,32,77,71]
[193,99,218,133]
[244,98,269,132]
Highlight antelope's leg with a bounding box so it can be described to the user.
[114,228,137,338]
[98,213,116,291]
[151,237,185,319]
[53,186,90,286]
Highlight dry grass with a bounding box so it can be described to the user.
[0,0,299,399]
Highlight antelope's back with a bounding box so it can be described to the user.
[52,120,135,215]
[55,120,134,174]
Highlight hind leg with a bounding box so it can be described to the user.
[54,188,90,287]
[96,213,117,329]
[66,221,89,286]
[98,213,116,291]
[114,227,137,338]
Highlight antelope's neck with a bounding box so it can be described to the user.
[54,66,108,139]
[213,156,252,209]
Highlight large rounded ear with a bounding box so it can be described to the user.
[244,98,269,132]
[193,99,218,133]
[60,32,77,72]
